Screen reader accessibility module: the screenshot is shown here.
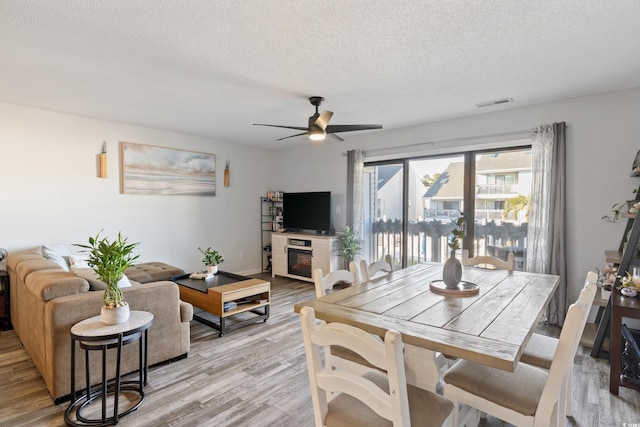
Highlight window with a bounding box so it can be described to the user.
[363,146,531,271]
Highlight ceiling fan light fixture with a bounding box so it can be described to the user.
[253,96,382,142]
[309,127,326,141]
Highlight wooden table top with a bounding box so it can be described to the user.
[294,262,559,372]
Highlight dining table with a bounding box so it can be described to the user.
[294,262,559,374]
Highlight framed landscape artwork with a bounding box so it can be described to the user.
[120,142,216,195]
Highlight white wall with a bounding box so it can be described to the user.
[2,88,639,303]
[0,103,274,275]
[274,88,640,305]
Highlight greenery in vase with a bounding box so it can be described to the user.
[198,246,224,266]
[333,226,363,269]
[602,190,638,223]
[448,213,466,253]
[75,231,139,308]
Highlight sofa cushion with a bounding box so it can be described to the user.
[70,267,132,290]
[15,257,63,278]
[25,270,90,301]
[125,262,185,283]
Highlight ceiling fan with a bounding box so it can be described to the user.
[253,96,383,142]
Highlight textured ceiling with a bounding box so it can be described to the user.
[1,0,639,149]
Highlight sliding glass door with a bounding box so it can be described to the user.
[362,146,531,271]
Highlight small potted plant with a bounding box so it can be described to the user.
[596,265,617,299]
[333,226,363,270]
[198,246,224,274]
[602,191,638,223]
[75,231,139,325]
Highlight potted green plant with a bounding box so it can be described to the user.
[443,214,465,289]
[333,226,363,270]
[75,231,139,325]
[198,246,224,274]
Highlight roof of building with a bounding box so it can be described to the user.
[423,150,532,199]
[423,162,464,199]
[377,164,402,190]
[476,150,532,172]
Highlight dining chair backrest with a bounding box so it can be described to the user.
[536,282,596,423]
[521,271,598,421]
[312,268,356,298]
[300,306,411,426]
[348,261,362,285]
[461,249,514,271]
[359,254,393,283]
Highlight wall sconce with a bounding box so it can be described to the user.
[224,160,230,187]
[98,141,107,178]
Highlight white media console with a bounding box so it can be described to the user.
[271,232,337,283]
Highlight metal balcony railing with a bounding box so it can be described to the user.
[367,219,528,271]
[476,184,518,195]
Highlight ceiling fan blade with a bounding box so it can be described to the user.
[326,124,383,133]
[253,124,309,131]
[313,110,333,131]
[276,132,308,141]
[328,133,344,142]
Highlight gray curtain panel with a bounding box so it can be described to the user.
[527,122,567,325]
[346,149,365,244]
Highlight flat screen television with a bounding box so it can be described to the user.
[283,191,332,234]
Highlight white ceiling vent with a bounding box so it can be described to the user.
[476,98,513,108]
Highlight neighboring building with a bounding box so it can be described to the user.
[423,161,464,220]
[372,164,427,222]
[423,150,532,224]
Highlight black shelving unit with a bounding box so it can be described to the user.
[261,195,283,272]
[591,181,640,359]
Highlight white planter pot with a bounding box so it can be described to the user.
[601,288,611,300]
[207,265,219,275]
[101,303,130,325]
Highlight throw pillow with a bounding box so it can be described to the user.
[41,244,72,271]
[68,253,91,269]
[70,267,132,290]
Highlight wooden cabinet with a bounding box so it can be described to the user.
[271,232,337,283]
[0,270,10,330]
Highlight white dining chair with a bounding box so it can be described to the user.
[442,282,596,427]
[313,267,379,374]
[519,270,598,418]
[312,267,356,298]
[359,254,393,283]
[300,306,454,427]
[461,249,514,271]
[348,260,362,285]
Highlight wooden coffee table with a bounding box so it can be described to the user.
[172,271,270,336]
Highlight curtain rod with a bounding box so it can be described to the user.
[341,128,538,156]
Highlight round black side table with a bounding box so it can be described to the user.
[64,311,154,426]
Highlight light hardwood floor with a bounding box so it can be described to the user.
[0,273,638,426]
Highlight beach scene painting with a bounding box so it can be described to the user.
[121,142,216,195]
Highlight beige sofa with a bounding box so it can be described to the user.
[7,247,193,402]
